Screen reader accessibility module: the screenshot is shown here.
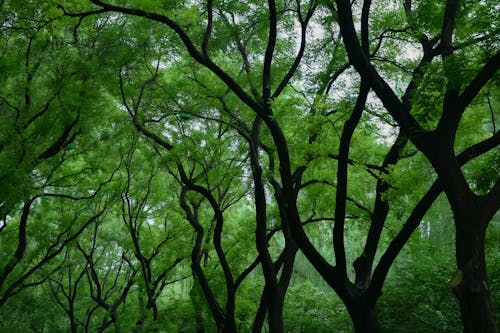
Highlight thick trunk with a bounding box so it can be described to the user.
[427,142,498,332]
[111,310,120,333]
[453,215,497,333]
[348,301,378,333]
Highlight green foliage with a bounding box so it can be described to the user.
[284,281,352,332]
[0,0,498,332]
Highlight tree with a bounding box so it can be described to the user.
[334,0,499,331]
[0,0,497,332]
[0,0,123,308]
[53,0,499,332]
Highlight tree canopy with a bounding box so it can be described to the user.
[0,0,498,332]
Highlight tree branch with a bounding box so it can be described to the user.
[334,0,425,137]
[459,52,500,109]
[263,0,277,101]
[272,0,317,98]
[89,0,264,115]
[369,131,500,299]
[202,0,214,57]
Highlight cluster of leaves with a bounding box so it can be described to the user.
[0,0,498,332]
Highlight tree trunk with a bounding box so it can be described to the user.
[194,301,205,333]
[69,308,78,333]
[190,282,206,333]
[252,285,268,333]
[429,144,498,333]
[222,310,238,333]
[348,301,378,333]
[453,213,497,333]
[267,290,285,333]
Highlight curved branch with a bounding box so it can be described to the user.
[89,0,264,115]
[202,0,214,57]
[334,0,424,137]
[459,52,500,109]
[0,199,34,291]
[333,80,369,278]
[263,0,277,101]
[272,1,317,98]
[369,130,500,300]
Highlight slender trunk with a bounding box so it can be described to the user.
[453,207,497,333]
[267,289,284,333]
[69,307,78,333]
[0,200,32,292]
[190,282,205,333]
[252,285,268,333]
[195,308,205,333]
[250,118,283,333]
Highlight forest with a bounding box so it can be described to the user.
[0,0,498,332]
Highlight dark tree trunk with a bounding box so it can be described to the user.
[249,118,284,333]
[252,285,268,333]
[434,158,499,333]
[222,312,238,333]
[347,299,378,333]
[193,296,205,333]
[69,308,78,333]
[422,138,499,333]
[266,289,285,333]
[453,207,498,333]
